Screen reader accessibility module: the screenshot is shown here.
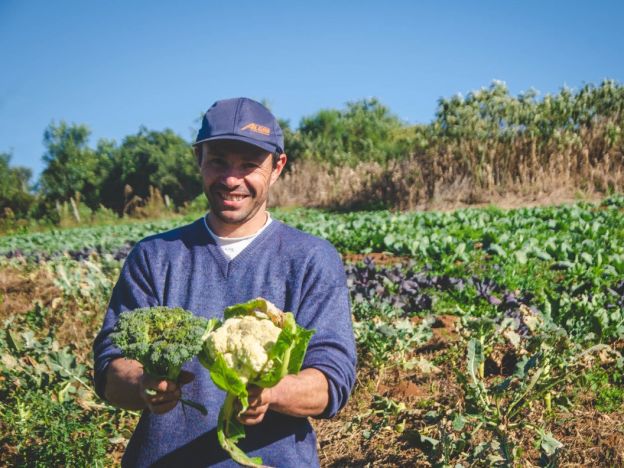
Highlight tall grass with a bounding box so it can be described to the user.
[273,81,624,210]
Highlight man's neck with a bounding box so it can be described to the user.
[206,211,269,238]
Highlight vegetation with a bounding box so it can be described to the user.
[0,152,34,219]
[1,197,622,465]
[2,79,623,232]
[110,306,213,415]
[111,307,212,382]
[1,77,623,465]
[199,298,314,466]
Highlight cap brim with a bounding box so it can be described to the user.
[193,135,280,154]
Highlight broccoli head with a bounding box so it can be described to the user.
[110,306,216,414]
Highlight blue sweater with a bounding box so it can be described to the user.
[93,218,357,467]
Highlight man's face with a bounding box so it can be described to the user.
[198,140,286,234]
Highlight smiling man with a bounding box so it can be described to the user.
[93,98,356,467]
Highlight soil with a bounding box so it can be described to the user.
[0,265,60,322]
[0,263,101,361]
[341,252,413,266]
[3,263,623,466]
[312,311,624,467]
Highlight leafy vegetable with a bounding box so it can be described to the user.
[110,306,216,415]
[199,298,315,467]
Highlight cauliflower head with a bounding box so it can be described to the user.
[198,297,315,467]
[204,314,281,382]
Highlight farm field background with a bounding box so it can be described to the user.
[1,196,624,466]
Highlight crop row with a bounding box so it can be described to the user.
[2,252,622,465]
[2,195,624,265]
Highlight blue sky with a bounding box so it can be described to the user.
[1,0,623,179]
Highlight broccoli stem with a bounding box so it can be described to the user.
[145,369,207,416]
[180,398,208,416]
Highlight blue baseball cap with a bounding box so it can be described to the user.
[194,97,284,154]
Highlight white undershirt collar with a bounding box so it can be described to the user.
[203,212,272,260]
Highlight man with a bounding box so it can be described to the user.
[93,97,357,467]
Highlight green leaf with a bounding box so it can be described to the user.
[455,242,466,257]
[467,339,484,386]
[538,429,564,456]
[6,329,21,354]
[534,249,552,261]
[488,243,506,257]
[417,433,439,450]
[223,298,268,320]
[287,325,315,375]
[514,250,528,264]
[207,354,247,402]
[452,413,466,431]
[580,252,593,264]
[217,393,264,467]
[551,260,574,270]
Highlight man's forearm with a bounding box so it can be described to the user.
[103,357,147,411]
[269,368,329,418]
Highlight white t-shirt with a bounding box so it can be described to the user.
[203,213,273,260]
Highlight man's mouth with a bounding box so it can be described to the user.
[218,192,248,202]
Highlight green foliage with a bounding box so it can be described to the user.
[111,306,214,381]
[36,123,202,217]
[199,298,315,467]
[437,79,624,142]
[12,79,624,223]
[581,366,624,412]
[0,320,126,467]
[0,390,108,468]
[1,197,624,465]
[352,300,433,367]
[2,196,624,343]
[39,122,106,209]
[99,128,202,213]
[288,98,407,165]
[0,152,35,219]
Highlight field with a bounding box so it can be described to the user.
[1,195,624,466]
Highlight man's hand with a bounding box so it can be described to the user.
[237,385,272,425]
[237,368,329,426]
[104,357,195,414]
[139,370,195,415]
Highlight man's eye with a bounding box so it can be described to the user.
[208,158,226,167]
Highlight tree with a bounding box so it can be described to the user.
[99,128,202,213]
[292,98,406,165]
[38,121,105,208]
[0,152,34,218]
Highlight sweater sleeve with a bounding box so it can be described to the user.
[296,246,357,419]
[92,244,159,400]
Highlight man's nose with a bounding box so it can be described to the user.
[218,167,244,186]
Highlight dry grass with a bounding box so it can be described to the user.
[272,123,624,210]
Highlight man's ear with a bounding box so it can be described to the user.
[270,153,287,185]
[194,145,203,167]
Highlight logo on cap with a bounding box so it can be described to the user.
[240,123,271,136]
